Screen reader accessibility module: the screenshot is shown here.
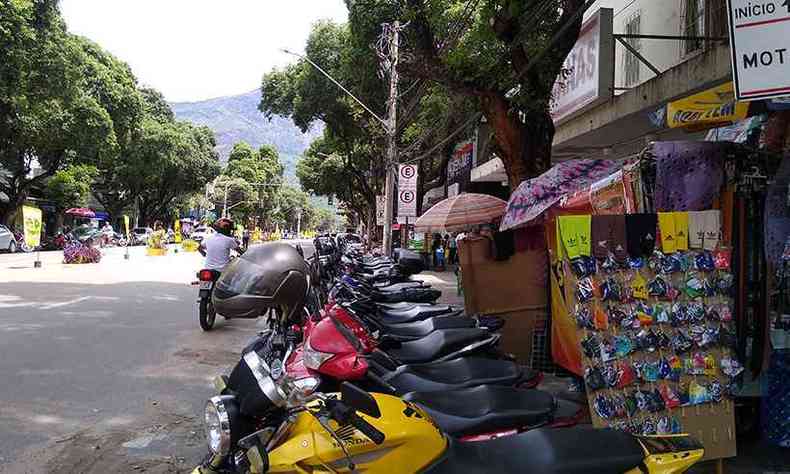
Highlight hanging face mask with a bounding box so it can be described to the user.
[668,355,683,382]
[641,360,660,382]
[657,357,672,380]
[670,329,693,353]
[616,361,637,389]
[718,304,733,322]
[614,334,635,358]
[600,254,618,274]
[642,418,657,436]
[670,303,689,327]
[576,277,595,303]
[635,302,654,327]
[647,275,670,298]
[702,276,717,297]
[704,353,717,376]
[714,248,732,270]
[685,271,705,298]
[662,252,685,274]
[655,329,671,349]
[685,352,707,375]
[593,305,609,331]
[581,333,601,359]
[601,277,623,302]
[584,366,606,391]
[688,380,711,405]
[571,255,598,278]
[694,251,715,271]
[654,304,670,324]
[701,326,720,348]
[689,324,706,347]
[594,393,615,420]
[708,379,723,403]
[721,357,745,378]
[609,307,627,326]
[600,337,617,363]
[621,311,637,330]
[602,364,619,388]
[575,306,594,330]
[636,328,659,353]
[628,257,645,270]
[688,302,706,323]
[716,272,735,296]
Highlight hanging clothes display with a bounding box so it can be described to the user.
[652,142,728,212]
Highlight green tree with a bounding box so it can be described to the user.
[0,0,117,224]
[347,0,587,187]
[44,164,98,210]
[227,141,257,163]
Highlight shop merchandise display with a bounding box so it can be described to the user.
[560,211,739,457]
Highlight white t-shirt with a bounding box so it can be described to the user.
[204,233,239,270]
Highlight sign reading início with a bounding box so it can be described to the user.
[728,0,790,100]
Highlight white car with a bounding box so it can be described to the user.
[190,226,214,243]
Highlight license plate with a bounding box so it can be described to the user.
[199,281,213,290]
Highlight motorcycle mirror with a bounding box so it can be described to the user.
[340,382,381,419]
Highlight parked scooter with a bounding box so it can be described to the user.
[191,349,705,474]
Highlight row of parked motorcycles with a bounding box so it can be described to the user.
[191,241,705,473]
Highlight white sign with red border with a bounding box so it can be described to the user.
[728,0,790,100]
[398,164,418,217]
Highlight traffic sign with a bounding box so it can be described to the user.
[398,189,417,217]
[376,195,385,226]
[728,0,790,100]
[399,164,418,188]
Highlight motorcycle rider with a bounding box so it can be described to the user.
[199,218,239,272]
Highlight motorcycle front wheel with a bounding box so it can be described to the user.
[199,299,216,331]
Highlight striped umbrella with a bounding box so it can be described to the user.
[414,193,507,233]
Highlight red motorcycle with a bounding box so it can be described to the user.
[277,303,583,442]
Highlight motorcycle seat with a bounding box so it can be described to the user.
[424,427,645,474]
[376,302,435,310]
[372,288,441,304]
[377,314,476,339]
[372,281,426,292]
[376,357,535,393]
[404,386,555,437]
[378,306,455,323]
[386,328,495,364]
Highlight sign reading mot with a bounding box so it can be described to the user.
[728,0,790,100]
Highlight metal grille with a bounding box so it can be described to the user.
[530,318,560,373]
[623,12,642,87]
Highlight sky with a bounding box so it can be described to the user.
[60,0,348,103]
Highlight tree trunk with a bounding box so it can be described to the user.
[481,94,555,189]
[0,192,26,227]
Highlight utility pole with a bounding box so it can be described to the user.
[381,21,400,257]
[296,209,302,237]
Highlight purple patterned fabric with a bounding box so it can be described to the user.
[500,159,618,230]
[652,141,726,212]
[765,155,790,264]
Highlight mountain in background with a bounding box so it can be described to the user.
[170,89,322,179]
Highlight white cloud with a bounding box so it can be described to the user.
[60,0,348,102]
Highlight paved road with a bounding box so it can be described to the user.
[0,240,314,473]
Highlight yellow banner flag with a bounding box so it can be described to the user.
[123,215,130,238]
[174,220,182,243]
[666,82,749,130]
[21,206,42,248]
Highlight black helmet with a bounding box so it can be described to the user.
[212,242,309,322]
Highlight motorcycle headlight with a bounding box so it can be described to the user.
[303,342,334,370]
[205,396,232,455]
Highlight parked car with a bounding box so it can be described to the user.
[131,227,153,246]
[69,225,102,246]
[0,224,18,253]
[190,226,214,243]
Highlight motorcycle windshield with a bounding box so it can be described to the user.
[214,258,271,298]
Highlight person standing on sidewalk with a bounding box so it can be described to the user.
[448,233,457,265]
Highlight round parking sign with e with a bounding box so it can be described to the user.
[400,165,416,180]
[400,190,415,203]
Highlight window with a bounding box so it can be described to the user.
[682,0,706,55]
[623,13,642,87]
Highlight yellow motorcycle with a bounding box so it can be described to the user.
[192,350,704,474]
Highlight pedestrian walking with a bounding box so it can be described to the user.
[448,233,457,265]
[242,228,251,249]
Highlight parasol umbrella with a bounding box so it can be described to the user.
[414,193,507,233]
[65,207,96,218]
[499,159,618,231]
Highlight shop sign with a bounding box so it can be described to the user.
[447,140,474,195]
[398,164,418,217]
[550,8,614,124]
[666,82,749,129]
[727,0,790,100]
[375,195,385,226]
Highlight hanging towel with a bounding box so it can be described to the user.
[688,211,706,249]
[626,213,658,258]
[558,215,592,259]
[674,212,689,251]
[703,210,722,250]
[591,215,627,261]
[658,212,677,253]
